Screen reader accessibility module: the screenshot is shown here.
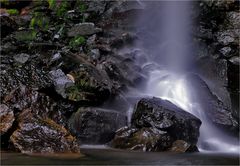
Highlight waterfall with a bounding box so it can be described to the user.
[132,1,239,153]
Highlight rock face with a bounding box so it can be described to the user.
[111,127,173,151]
[67,23,102,37]
[49,69,74,98]
[196,0,239,124]
[0,54,52,98]
[69,108,127,144]
[185,74,238,134]
[0,104,15,135]
[65,65,112,104]
[111,97,201,152]
[10,109,80,154]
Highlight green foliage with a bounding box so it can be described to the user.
[0,0,10,5]
[75,0,87,22]
[48,0,69,17]
[30,12,49,31]
[15,30,37,42]
[69,36,86,48]
[77,1,87,13]
[47,0,57,9]
[6,9,19,15]
[56,0,69,17]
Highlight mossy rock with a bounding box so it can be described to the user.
[14,30,37,42]
[65,65,112,104]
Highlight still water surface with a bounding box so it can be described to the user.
[1,147,239,165]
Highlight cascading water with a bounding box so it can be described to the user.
[132,1,239,153]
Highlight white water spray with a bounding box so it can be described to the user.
[136,1,239,153]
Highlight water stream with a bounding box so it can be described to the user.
[131,1,239,154]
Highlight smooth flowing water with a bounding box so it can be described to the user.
[134,1,240,154]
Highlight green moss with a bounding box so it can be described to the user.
[69,36,86,48]
[6,9,19,15]
[66,85,90,101]
[15,30,37,42]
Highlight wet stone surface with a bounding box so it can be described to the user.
[69,107,127,144]
[10,109,80,154]
[111,97,201,152]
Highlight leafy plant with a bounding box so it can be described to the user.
[47,0,57,9]
[75,0,87,22]
[0,0,10,5]
[69,36,86,48]
[48,0,69,17]
[30,12,49,31]
[6,9,19,15]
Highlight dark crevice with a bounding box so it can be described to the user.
[1,118,19,152]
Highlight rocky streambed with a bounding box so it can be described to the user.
[0,0,239,162]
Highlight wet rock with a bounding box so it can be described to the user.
[0,104,15,135]
[67,23,102,37]
[10,109,80,154]
[100,55,145,90]
[229,56,240,65]
[185,74,238,133]
[86,34,96,46]
[110,32,137,48]
[202,0,238,11]
[51,52,62,63]
[111,126,173,151]
[111,98,201,152]
[0,42,18,54]
[86,1,108,14]
[13,53,30,64]
[196,57,231,108]
[225,11,240,29]
[69,107,127,144]
[2,86,75,127]
[89,49,100,61]
[219,47,232,57]
[228,60,239,120]
[49,69,74,98]
[65,64,112,104]
[0,16,18,38]
[114,1,144,13]
[168,140,198,153]
[132,97,202,144]
[0,59,52,98]
[216,29,239,45]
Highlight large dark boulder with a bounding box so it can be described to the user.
[132,98,201,144]
[69,108,127,144]
[111,97,201,152]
